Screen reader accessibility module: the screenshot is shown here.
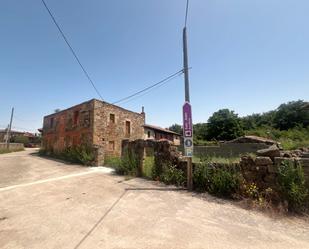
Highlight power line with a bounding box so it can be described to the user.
[115,71,183,105]
[40,0,104,100]
[112,69,184,105]
[184,0,190,27]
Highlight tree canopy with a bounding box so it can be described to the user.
[168,100,308,144]
[273,100,309,130]
[206,109,244,141]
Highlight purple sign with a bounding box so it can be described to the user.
[183,102,193,138]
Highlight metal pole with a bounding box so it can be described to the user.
[6,107,14,149]
[183,27,193,190]
[183,27,190,103]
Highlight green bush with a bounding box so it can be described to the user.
[193,162,240,197]
[161,164,185,186]
[39,145,95,166]
[193,163,212,191]
[114,149,139,176]
[209,167,240,197]
[278,160,308,211]
[104,156,122,168]
[38,148,47,156]
[11,135,29,145]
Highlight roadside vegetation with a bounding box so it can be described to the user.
[39,145,95,166]
[0,147,24,154]
[109,151,309,213]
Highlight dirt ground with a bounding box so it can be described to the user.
[1,149,309,249]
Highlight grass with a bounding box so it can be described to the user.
[143,156,155,179]
[0,148,24,154]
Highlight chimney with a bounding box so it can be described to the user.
[141,106,146,123]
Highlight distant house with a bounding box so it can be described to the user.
[42,99,145,165]
[0,129,37,144]
[143,124,181,145]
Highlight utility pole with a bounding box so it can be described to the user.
[182,0,193,190]
[6,107,14,149]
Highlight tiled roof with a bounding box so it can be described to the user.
[143,124,181,136]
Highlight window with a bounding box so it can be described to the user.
[73,111,79,125]
[50,117,54,129]
[108,141,115,151]
[125,121,131,136]
[109,113,115,123]
[147,131,151,138]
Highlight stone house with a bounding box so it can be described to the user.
[0,129,37,144]
[42,99,145,165]
[143,124,181,146]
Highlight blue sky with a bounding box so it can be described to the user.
[0,0,308,133]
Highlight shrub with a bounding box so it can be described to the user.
[278,160,308,211]
[193,163,212,191]
[161,164,185,186]
[11,135,29,145]
[209,167,240,197]
[114,149,139,176]
[38,148,47,156]
[39,145,95,166]
[193,161,241,197]
[61,145,95,165]
[104,156,122,168]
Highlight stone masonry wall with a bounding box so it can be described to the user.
[93,100,145,164]
[240,146,309,190]
[42,100,94,153]
[121,139,184,177]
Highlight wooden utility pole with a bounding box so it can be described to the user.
[6,107,14,149]
[182,0,193,190]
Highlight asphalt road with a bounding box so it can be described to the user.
[1,149,309,249]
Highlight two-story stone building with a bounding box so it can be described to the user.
[42,99,145,165]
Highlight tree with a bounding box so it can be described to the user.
[11,135,29,145]
[168,124,183,134]
[241,111,275,130]
[273,100,309,130]
[193,123,208,140]
[206,109,244,141]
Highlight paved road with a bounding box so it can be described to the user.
[1,149,309,249]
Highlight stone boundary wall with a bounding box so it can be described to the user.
[0,143,24,150]
[178,143,269,158]
[122,139,185,177]
[240,156,309,190]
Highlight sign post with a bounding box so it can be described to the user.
[182,0,193,190]
[183,101,193,190]
[183,102,193,157]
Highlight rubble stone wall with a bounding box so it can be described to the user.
[122,139,184,177]
[240,146,309,190]
[42,100,94,153]
[93,100,145,164]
